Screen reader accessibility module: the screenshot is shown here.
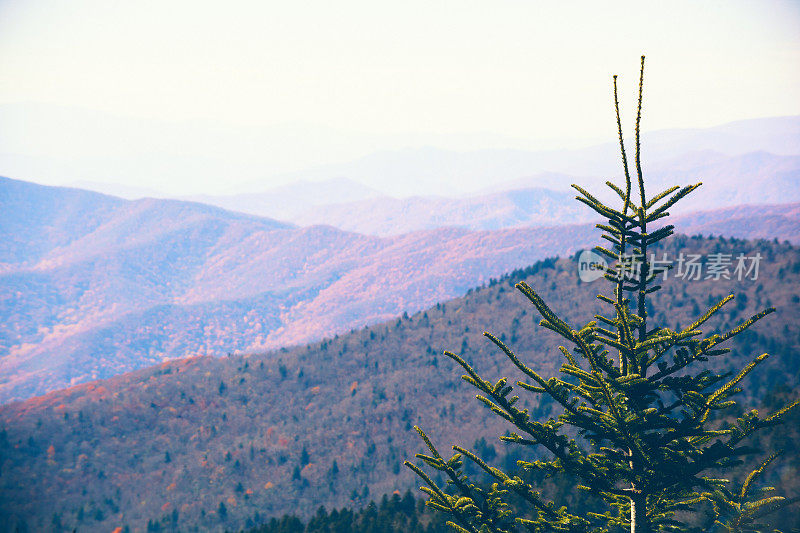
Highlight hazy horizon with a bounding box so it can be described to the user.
[1,1,799,196]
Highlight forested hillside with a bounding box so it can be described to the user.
[0,176,599,402]
[0,235,798,532]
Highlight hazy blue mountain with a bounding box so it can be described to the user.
[287,187,596,235]
[184,177,383,221]
[237,151,800,236]
[260,116,800,197]
[68,180,169,200]
[1,102,797,199]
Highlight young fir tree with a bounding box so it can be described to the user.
[405,57,799,533]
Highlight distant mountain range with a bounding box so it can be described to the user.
[184,150,800,235]
[2,236,798,532]
[669,202,800,244]
[287,150,800,235]
[2,176,799,403]
[288,187,596,235]
[183,177,384,223]
[235,116,800,197]
[8,109,796,238]
[3,104,797,200]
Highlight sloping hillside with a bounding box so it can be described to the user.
[0,176,290,269]
[0,177,602,402]
[1,235,797,532]
[3,176,800,403]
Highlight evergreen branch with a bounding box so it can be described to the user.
[707,353,768,407]
[645,186,680,209]
[476,395,516,424]
[636,329,701,354]
[454,445,563,521]
[516,381,546,394]
[483,333,597,422]
[761,399,800,425]
[572,185,638,225]
[740,453,779,500]
[405,460,449,503]
[601,234,621,248]
[408,428,511,533]
[443,350,492,391]
[596,223,624,237]
[596,295,617,306]
[643,225,674,246]
[646,184,702,221]
[483,333,549,390]
[516,282,573,337]
[687,295,735,332]
[745,495,800,521]
[594,246,619,260]
[415,425,445,461]
[469,337,613,488]
[450,338,602,475]
[613,73,633,217]
[635,55,646,209]
[444,522,473,533]
[606,181,628,203]
[559,345,580,368]
[562,364,602,385]
[646,211,670,224]
[650,305,756,380]
[713,307,775,345]
[592,327,620,340]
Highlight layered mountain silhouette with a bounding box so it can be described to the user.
[0,177,598,402]
[225,116,800,197]
[4,105,797,200]
[184,177,383,223]
[2,176,799,403]
[187,150,800,235]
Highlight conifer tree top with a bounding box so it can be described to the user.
[405,56,799,533]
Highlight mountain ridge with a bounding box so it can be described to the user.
[187,150,800,235]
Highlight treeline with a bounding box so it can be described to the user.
[245,491,449,533]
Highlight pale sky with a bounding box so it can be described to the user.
[0,0,799,194]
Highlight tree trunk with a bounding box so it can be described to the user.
[631,493,651,533]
